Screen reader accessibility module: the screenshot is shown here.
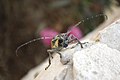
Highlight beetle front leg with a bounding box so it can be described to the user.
[45,53,51,70]
[47,49,54,59]
[45,52,51,70]
[45,50,53,70]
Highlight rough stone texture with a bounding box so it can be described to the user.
[99,19,120,51]
[73,43,120,80]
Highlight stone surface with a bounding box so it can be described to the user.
[99,19,120,51]
[73,43,120,80]
[33,47,75,80]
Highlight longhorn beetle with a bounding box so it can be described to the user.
[16,13,107,70]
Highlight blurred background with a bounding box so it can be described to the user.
[0,0,120,80]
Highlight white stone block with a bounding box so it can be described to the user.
[99,19,120,51]
[73,43,120,80]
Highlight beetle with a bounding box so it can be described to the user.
[16,13,107,70]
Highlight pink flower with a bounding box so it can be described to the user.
[39,26,83,47]
[39,27,59,47]
[69,26,83,39]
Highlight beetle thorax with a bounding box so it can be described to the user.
[51,33,69,49]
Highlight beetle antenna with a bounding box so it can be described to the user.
[16,36,52,56]
[67,13,108,34]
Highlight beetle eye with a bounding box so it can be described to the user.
[59,39,63,43]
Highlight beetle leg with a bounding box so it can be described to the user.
[75,38,83,48]
[68,34,83,48]
[45,51,52,70]
[57,51,62,58]
[47,49,54,59]
[62,59,70,65]
[45,49,55,70]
